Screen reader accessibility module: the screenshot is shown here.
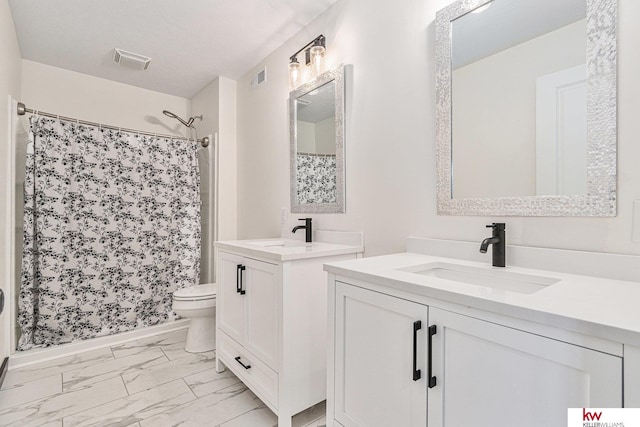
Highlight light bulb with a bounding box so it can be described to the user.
[289,59,300,90]
[310,45,325,79]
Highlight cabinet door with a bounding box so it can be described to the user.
[217,252,246,344]
[244,258,280,371]
[428,307,622,427]
[334,282,429,427]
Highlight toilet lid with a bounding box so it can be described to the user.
[173,283,217,300]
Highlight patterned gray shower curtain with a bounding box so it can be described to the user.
[296,153,337,203]
[18,115,201,350]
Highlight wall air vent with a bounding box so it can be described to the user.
[113,48,152,70]
[251,66,267,89]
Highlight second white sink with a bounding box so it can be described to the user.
[398,262,561,294]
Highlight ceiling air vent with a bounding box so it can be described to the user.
[113,48,152,70]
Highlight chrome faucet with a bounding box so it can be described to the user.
[292,218,312,243]
[480,223,506,267]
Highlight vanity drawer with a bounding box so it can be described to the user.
[218,331,279,408]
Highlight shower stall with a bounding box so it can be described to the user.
[7,99,217,357]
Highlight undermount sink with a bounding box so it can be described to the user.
[398,262,561,294]
[245,240,309,248]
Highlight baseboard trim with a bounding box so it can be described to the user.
[0,357,8,388]
[9,319,189,370]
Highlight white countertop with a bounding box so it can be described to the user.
[324,251,640,347]
[216,238,363,262]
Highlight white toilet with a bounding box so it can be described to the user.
[172,283,217,353]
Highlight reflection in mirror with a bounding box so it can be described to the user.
[435,0,617,216]
[290,66,345,213]
[296,81,337,203]
[452,0,586,198]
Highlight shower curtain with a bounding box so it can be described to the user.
[296,153,337,204]
[18,115,201,350]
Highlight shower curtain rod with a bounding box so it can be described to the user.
[16,102,210,148]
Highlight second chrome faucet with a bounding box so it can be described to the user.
[480,223,505,267]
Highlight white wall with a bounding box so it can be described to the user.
[315,116,336,154]
[237,56,292,240]
[236,0,433,254]
[297,121,316,153]
[191,76,238,280]
[236,0,640,257]
[296,118,335,154]
[453,19,586,199]
[191,79,217,284]
[217,78,238,242]
[0,0,22,359]
[21,60,191,135]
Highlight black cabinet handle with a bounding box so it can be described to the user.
[236,264,246,295]
[235,356,251,370]
[413,320,422,381]
[428,325,437,388]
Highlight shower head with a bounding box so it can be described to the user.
[163,110,196,128]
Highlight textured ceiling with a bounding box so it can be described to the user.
[8,0,337,98]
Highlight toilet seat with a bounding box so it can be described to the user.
[174,283,217,301]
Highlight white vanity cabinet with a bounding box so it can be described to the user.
[215,235,363,427]
[217,253,279,371]
[334,282,429,427]
[428,307,621,427]
[328,279,623,427]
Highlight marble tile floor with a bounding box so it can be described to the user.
[0,328,327,427]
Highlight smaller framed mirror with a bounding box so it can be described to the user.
[290,65,345,213]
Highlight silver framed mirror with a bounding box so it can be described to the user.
[435,0,617,216]
[290,65,345,213]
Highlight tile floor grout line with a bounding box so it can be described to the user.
[3,376,131,426]
[121,373,131,396]
[7,348,116,384]
[0,373,63,413]
[94,375,133,416]
[179,377,199,400]
[150,381,251,426]
[62,375,134,422]
[108,343,118,361]
[158,346,171,361]
[121,353,215,396]
[213,404,273,427]
[60,380,198,427]
[302,415,327,427]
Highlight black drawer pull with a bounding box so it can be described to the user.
[235,356,251,370]
[236,264,246,295]
[413,320,421,381]
[428,324,437,388]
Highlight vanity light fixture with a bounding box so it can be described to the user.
[288,35,326,89]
